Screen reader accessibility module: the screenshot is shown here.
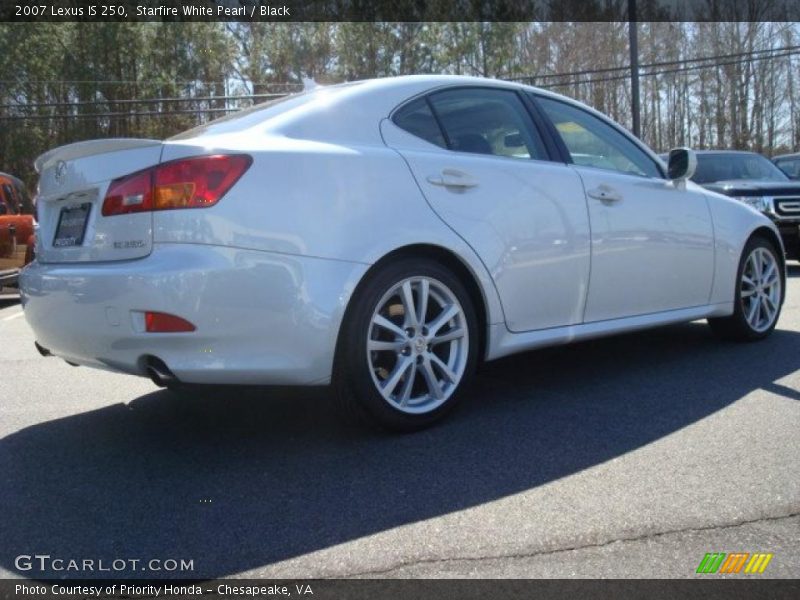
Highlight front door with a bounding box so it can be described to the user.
[535,95,715,323]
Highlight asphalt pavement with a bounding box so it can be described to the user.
[0,269,798,579]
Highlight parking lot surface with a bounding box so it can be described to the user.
[1,270,798,579]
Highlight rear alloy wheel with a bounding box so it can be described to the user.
[337,259,478,431]
[708,236,783,341]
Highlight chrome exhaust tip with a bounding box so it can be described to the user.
[145,359,179,388]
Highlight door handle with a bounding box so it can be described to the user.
[427,169,479,189]
[587,185,622,204]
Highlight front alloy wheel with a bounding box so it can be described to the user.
[739,246,781,333]
[337,259,478,431]
[708,236,783,341]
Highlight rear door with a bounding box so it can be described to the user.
[533,94,715,322]
[35,139,162,263]
[383,86,590,332]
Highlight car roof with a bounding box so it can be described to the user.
[170,74,664,174]
[773,152,800,160]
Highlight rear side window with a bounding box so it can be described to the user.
[392,97,447,149]
[536,96,661,178]
[429,88,548,160]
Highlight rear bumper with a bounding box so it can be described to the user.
[20,243,368,385]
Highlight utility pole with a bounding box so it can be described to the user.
[629,0,641,138]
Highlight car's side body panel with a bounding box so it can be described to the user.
[702,188,786,306]
[487,302,733,360]
[156,135,507,331]
[382,119,591,332]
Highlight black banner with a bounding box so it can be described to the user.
[2,580,800,600]
[2,0,800,22]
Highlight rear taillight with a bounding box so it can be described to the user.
[102,170,153,216]
[102,154,251,217]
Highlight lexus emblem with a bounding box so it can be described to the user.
[55,160,67,185]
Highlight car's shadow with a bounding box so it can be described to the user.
[0,295,20,309]
[1,322,798,578]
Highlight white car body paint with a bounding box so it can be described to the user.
[21,75,783,386]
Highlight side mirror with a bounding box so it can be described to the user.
[667,147,697,183]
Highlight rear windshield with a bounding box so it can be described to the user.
[170,82,363,140]
[692,153,789,184]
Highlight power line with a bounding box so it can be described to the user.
[0,93,286,111]
[537,48,800,89]
[3,47,799,120]
[3,44,797,91]
[0,108,238,121]
[512,43,800,83]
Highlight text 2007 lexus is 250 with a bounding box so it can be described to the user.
[21,75,785,430]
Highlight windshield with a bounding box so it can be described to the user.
[692,153,789,184]
[170,82,362,140]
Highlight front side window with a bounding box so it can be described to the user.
[424,88,548,160]
[536,96,661,178]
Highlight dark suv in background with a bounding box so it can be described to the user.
[690,151,800,261]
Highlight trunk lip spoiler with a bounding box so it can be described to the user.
[35,138,162,174]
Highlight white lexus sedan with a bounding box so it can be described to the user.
[21,75,785,431]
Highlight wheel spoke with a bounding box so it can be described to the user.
[741,274,756,289]
[373,314,406,338]
[763,293,777,313]
[761,262,776,286]
[741,287,756,298]
[420,358,444,399]
[398,362,417,407]
[400,281,418,328]
[429,352,457,383]
[431,327,465,345]
[416,279,429,326]
[381,357,412,397]
[754,252,764,281]
[368,339,406,352]
[747,295,760,325]
[427,304,460,337]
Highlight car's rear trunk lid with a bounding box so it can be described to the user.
[35,138,162,263]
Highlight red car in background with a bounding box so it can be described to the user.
[0,172,36,293]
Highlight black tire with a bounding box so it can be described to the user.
[335,258,479,432]
[708,235,784,341]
